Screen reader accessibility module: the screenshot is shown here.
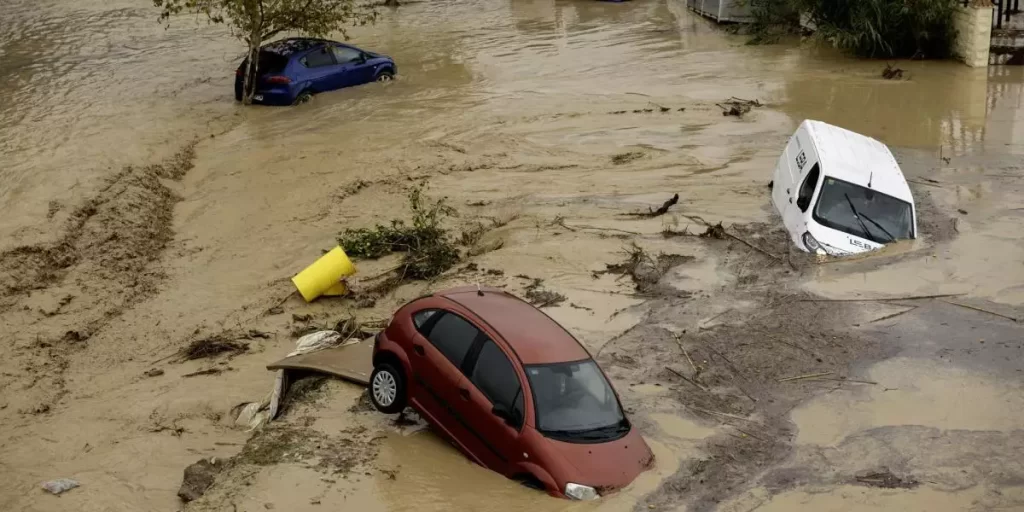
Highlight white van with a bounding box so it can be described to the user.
[771,120,917,256]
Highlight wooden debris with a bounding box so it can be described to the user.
[765,335,815,357]
[881,63,905,80]
[689,406,764,425]
[799,293,964,303]
[182,368,226,378]
[554,217,642,236]
[717,97,762,117]
[675,335,700,377]
[666,367,709,392]
[778,371,833,382]
[855,469,919,489]
[866,306,918,324]
[818,377,878,385]
[942,300,1020,323]
[626,194,680,218]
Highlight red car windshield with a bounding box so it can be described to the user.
[526,360,627,442]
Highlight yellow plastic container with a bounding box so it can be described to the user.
[322,282,348,296]
[291,246,357,302]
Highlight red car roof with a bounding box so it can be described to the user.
[439,287,591,365]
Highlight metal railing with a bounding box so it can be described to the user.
[987,0,1021,29]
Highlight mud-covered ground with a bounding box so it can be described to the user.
[3,0,1024,511]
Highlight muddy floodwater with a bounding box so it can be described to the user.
[2,0,1024,511]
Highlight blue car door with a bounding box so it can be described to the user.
[298,46,338,93]
[331,45,376,87]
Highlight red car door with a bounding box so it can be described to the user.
[454,337,528,476]
[410,311,488,464]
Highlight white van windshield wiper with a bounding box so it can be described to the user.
[859,211,896,243]
[843,194,895,244]
[843,193,874,240]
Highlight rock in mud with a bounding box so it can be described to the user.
[41,478,79,495]
[178,458,224,502]
[854,468,918,489]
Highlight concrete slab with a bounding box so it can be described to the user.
[266,339,374,386]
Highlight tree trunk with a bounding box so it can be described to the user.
[242,32,262,106]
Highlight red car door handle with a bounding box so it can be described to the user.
[413,345,425,356]
[459,388,470,400]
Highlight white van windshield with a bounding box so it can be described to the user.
[813,177,914,244]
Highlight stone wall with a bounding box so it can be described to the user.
[953,3,994,67]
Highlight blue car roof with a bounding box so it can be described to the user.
[261,38,339,56]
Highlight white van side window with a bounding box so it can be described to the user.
[796,164,820,212]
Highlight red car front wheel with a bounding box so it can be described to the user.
[370,362,407,414]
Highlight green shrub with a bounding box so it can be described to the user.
[748,0,959,59]
[338,188,460,280]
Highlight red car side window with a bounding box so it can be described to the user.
[469,340,523,428]
[412,309,439,332]
[425,312,478,368]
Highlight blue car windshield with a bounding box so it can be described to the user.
[526,360,626,441]
[813,177,914,244]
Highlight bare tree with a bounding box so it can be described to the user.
[154,0,376,104]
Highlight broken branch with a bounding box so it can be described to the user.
[673,334,700,377]
[626,194,680,218]
[666,366,709,392]
[765,335,815,357]
[730,426,766,442]
[907,178,944,188]
[818,377,878,385]
[799,293,964,303]
[689,406,764,425]
[778,371,833,382]
[942,300,1020,323]
[555,218,642,236]
[866,306,918,324]
[678,215,779,260]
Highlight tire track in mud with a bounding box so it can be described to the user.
[0,143,197,415]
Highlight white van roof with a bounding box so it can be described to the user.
[802,120,913,204]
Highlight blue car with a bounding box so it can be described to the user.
[234,38,396,105]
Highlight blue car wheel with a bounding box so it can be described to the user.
[293,90,313,105]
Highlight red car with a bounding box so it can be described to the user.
[370,286,653,499]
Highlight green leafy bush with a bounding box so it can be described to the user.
[748,0,959,58]
[338,188,460,280]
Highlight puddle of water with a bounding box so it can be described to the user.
[371,432,679,512]
[375,431,573,512]
[594,441,681,511]
[649,413,716,440]
[791,357,1024,446]
[719,484,1024,512]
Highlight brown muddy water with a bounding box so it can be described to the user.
[2,0,1024,511]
